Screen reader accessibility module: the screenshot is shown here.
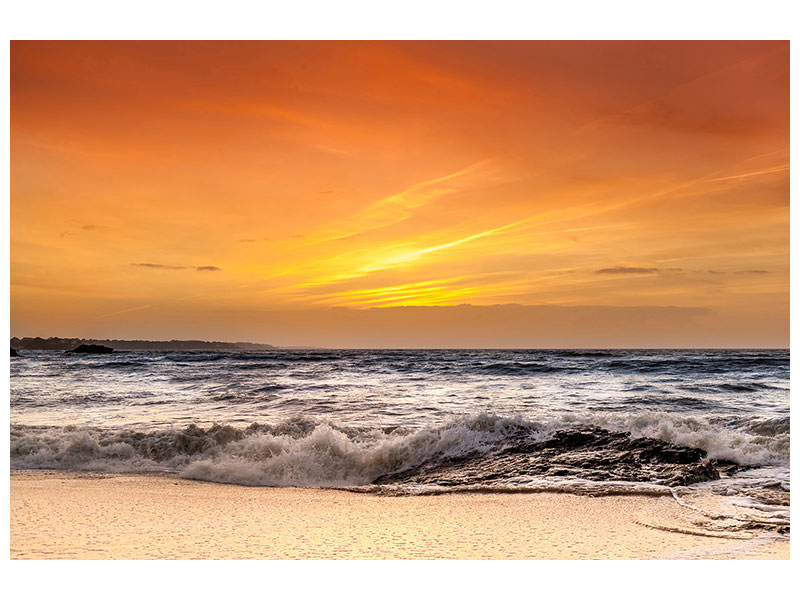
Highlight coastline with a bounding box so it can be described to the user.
[10,470,789,560]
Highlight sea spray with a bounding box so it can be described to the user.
[11,412,789,487]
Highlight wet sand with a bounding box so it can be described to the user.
[10,470,789,560]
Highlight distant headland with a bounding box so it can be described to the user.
[10,337,276,351]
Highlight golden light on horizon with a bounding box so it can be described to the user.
[10,41,789,347]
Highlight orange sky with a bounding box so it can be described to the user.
[10,41,789,347]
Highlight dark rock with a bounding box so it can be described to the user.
[541,429,601,450]
[69,344,114,354]
[373,426,724,488]
[11,348,18,357]
[639,445,705,464]
[712,459,742,476]
[661,462,720,486]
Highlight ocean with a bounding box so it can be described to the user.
[9,348,790,533]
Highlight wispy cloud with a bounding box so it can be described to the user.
[282,201,644,293]
[301,160,499,246]
[98,304,153,318]
[311,275,534,308]
[356,218,533,274]
[131,263,186,270]
[131,263,221,271]
[704,165,789,183]
[596,266,683,275]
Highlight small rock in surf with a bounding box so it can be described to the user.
[69,344,114,354]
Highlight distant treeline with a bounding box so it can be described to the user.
[10,337,275,351]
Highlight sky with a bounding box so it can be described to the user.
[10,41,789,347]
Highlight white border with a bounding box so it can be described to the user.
[3,2,796,597]
[4,1,798,40]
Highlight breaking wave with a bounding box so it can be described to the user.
[10,411,789,489]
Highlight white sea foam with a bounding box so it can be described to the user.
[559,411,789,466]
[10,410,789,490]
[11,414,545,485]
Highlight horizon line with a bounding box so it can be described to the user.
[9,336,789,352]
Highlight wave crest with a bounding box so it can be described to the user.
[10,411,788,488]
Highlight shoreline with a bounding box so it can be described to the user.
[10,470,789,560]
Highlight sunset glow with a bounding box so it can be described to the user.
[10,41,789,346]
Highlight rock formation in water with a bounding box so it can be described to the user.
[69,344,114,354]
[373,426,734,488]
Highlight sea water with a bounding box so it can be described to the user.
[9,348,790,533]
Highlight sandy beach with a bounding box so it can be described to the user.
[10,470,788,560]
